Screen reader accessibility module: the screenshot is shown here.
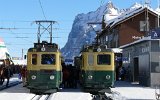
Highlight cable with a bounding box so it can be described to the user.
[38,0,47,20]
[8,30,34,43]
[0,27,71,30]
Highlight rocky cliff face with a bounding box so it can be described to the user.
[61,1,119,59]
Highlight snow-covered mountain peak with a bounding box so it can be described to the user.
[106,0,115,9]
[130,2,142,10]
[61,1,120,59]
[61,1,148,59]
[104,1,119,22]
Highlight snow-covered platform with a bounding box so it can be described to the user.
[111,81,157,100]
[0,76,158,100]
[0,74,22,87]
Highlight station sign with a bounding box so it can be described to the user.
[115,57,128,61]
[151,28,160,39]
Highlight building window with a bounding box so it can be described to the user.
[140,21,149,31]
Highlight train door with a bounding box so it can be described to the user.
[87,53,95,81]
[133,57,139,82]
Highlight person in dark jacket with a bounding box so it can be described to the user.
[119,67,126,81]
[0,60,5,85]
[3,66,13,87]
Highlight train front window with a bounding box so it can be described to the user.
[88,54,94,66]
[41,54,56,65]
[97,54,111,65]
[32,54,37,65]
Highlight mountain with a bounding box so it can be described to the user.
[61,1,119,59]
[61,2,157,59]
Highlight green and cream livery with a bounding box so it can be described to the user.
[27,41,62,94]
[79,45,115,93]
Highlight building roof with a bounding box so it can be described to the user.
[105,5,160,29]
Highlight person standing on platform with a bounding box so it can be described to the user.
[3,66,12,87]
[21,65,27,87]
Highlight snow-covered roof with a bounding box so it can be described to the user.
[112,48,122,53]
[105,4,160,29]
[119,36,160,49]
[0,37,10,60]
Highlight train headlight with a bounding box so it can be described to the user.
[50,75,55,80]
[41,47,45,51]
[88,75,93,80]
[106,75,110,80]
[97,48,101,52]
[31,75,36,80]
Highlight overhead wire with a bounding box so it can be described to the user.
[7,29,35,43]
[38,0,47,20]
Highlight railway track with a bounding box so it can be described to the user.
[92,93,112,100]
[91,91,124,100]
[31,94,51,100]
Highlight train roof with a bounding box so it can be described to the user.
[81,44,115,52]
[28,41,59,52]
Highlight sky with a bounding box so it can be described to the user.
[0,0,159,58]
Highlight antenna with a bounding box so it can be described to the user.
[158,0,160,27]
[35,20,57,43]
[87,22,102,45]
[87,16,106,45]
[144,0,150,7]
[144,0,150,35]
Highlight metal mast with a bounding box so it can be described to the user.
[87,22,102,45]
[145,0,150,36]
[158,0,160,27]
[35,20,57,43]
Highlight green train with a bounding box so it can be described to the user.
[26,41,62,94]
[76,44,116,93]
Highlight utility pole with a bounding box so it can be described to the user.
[145,0,150,36]
[87,22,102,45]
[158,0,160,27]
[22,49,23,60]
[35,20,57,43]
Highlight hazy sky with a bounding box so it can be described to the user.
[0,0,158,58]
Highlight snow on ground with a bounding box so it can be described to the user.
[0,84,92,100]
[0,76,158,100]
[0,83,35,100]
[0,74,21,87]
[0,75,92,100]
[48,92,92,100]
[111,81,156,100]
[0,75,35,100]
